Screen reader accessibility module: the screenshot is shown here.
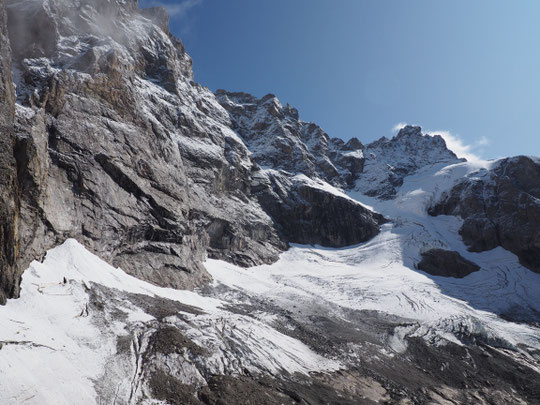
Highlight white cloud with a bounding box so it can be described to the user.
[392,122,489,162]
[429,130,490,162]
[164,0,202,18]
[476,136,489,147]
[392,122,408,133]
[141,0,202,18]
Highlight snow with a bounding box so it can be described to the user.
[342,149,364,159]
[0,240,340,404]
[291,173,371,206]
[207,160,540,353]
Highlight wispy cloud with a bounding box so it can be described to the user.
[139,0,202,38]
[392,122,489,162]
[476,136,489,147]
[430,130,489,162]
[140,0,202,18]
[392,122,408,133]
[163,0,202,18]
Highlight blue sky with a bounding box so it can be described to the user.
[140,0,540,160]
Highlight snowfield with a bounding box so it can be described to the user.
[0,240,339,405]
[1,159,540,404]
[208,161,540,351]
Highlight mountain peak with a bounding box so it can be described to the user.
[397,124,422,137]
[8,0,193,100]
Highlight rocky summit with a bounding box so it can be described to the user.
[0,1,539,404]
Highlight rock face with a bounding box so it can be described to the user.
[4,0,290,292]
[0,0,389,300]
[216,90,367,187]
[0,0,17,304]
[417,249,480,278]
[253,170,385,246]
[430,156,540,273]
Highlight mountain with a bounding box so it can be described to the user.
[430,155,540,273]
[0,1,539,404]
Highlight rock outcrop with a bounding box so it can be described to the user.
[429,156,540,273]
[253,170,385,246]
[417,249,480,278]
[0,0,17,304]
[216,90,367,188]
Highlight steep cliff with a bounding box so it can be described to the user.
[0,0,17,304]
[5,0,289,293]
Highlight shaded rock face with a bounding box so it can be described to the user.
[430,156,540,273]
[253,170,385,247]
[417,249,480,278]
[0,0,18,304]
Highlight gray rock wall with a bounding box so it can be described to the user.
[0,0,18,304]
[4,0,285,291]
[1,0,385,300]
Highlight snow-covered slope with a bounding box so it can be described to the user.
[0,240,339,404]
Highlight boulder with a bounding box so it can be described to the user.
[417,249,480,278]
